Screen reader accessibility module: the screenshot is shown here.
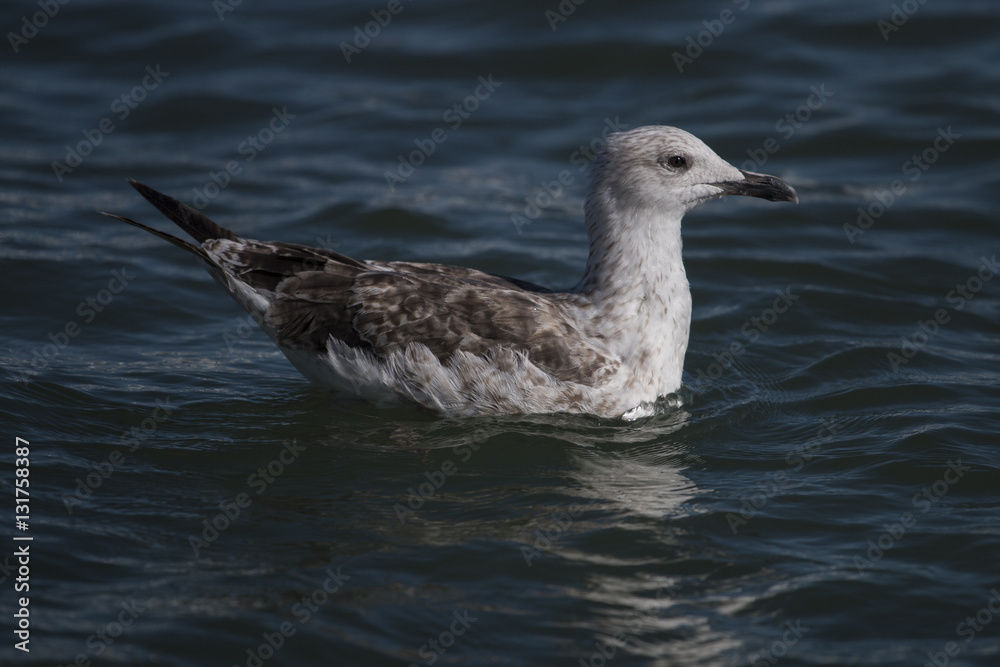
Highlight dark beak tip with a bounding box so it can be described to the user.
[721,169,799,204]
[776,186,799,204]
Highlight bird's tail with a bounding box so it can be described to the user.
[99,179,241,259]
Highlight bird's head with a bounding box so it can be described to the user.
[589,125,798,220]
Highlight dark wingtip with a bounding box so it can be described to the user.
[123,179,240,243]
[98,209,210,259]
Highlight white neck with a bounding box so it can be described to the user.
[572,188,692,396]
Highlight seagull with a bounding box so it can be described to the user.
[103,126,796,419]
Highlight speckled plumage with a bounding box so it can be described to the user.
[104,126,796,419]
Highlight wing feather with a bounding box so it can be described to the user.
[204,244,618,387]
[342,264,618,385]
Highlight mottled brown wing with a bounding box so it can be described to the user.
[217,242,371,352]
[345,262,619,386]
[263,257,617,386]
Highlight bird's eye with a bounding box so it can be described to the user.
[659,155,689,170]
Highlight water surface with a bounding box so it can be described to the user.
[2,1,1000,665]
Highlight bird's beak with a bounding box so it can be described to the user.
[712,169,798,203]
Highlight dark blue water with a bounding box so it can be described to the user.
[3,1,1000,665]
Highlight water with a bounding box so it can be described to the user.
[2,0,1000,665]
